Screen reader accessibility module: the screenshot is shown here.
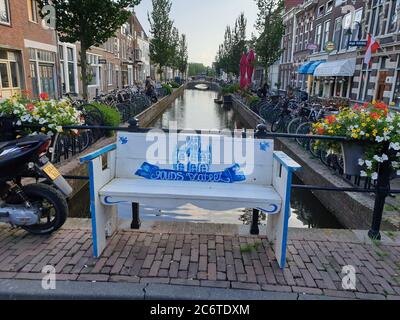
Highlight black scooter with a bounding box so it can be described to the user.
[0,118,72,235]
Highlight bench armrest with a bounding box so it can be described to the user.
[80,144,117,163]
[273,151,301,172]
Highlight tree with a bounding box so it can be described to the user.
[148,0,174,81]
[177,34,188,78]
[168,27,180,76]
[214,13,247,77]
[188,63,208,77]
[37,0,141,100]
[254,0,285,77]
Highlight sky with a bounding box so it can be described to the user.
[134,0,259,67]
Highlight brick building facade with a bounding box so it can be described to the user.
[0,0,150,100]
[279,0,400,106]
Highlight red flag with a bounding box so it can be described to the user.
[364,33,380,66]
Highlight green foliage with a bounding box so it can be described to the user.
[254,0,285,74]
[248,96,261,107]
[162,84,173,95]
[188,63,208,77]
[221,84,240,95]
[89,103,121,137]
[177,34,188,77]
[37,0,141,100]
[215,13,247,77]
[148,0,174,80]
[169,81,180,89]
[240,242,262,253]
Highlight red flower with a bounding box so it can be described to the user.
[375,101,389,114]
[325,115,336,124]
[316,127,325,135]
[371,112,381,120]
[26,103,34,111]
[353,103,360,110]
[39,92,49,101]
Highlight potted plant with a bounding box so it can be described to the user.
[312,101,400,178]
[0,94,84,137]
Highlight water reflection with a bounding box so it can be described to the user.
[152,90,244,130]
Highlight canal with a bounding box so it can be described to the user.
[69,89,343,229]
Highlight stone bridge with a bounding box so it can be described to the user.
[186,80,221,92]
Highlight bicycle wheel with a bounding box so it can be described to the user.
[287,117,303,134]
[309,139,320,158]
[295,122,312,148]
[270,114,283,132]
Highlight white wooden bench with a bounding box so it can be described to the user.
[80,130,301,268]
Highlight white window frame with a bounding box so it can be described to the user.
[27,0,38,23]
[108,62,113,86]
[322,20,330,52]
[87,53,101,87]
[315,24,322,48]
[59,43,78,94]
[0,0,10,25]
[391,55,400,104]
[387,0,400,34]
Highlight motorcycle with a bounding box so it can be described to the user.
[0,118,72,235]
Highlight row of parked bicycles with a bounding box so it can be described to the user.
[248,93,368,185]
[50,85,169,164]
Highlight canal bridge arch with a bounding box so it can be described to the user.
[186,80,221,92]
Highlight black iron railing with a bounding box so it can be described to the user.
[16,120,399,241]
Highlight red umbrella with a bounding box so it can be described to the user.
[240,53,248,89]
[247,50,255,86]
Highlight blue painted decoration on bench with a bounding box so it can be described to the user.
[259,142,270,152]
[135,162,246,183]
[119,136,128,145]
[135,135,246,183]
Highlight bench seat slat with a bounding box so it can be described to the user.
[99,179,282,213]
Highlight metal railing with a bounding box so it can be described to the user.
[16,120,399,241]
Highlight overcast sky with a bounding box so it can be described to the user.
[134,0,259,67]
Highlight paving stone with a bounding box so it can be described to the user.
[231,282,261,291]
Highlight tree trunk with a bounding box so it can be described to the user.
[80,46,88,101]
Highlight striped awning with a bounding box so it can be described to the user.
[297,60,325,75]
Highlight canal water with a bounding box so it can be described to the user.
[69,89,342,229]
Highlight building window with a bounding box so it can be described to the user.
[369,0,384,36]
[0,0,10,25]
[0,50,22,99]
[108,63,113,85]
[27,0,38,23]
[322,20,330,51]
[333,18,342,50]
[29,48,57,98]
[318,5,324,17]
[87,53,100,86]
[394,55,400,105]
[388,0,400,33]
[315,24,322,49]
[359,65,371,101]
[326,0,333,13]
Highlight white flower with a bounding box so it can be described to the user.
[371,172,378,180]
[365,160,372,169]
[382,154,389,161]
[373,155,383,163]
[360,171,368,177]
[376,136,384,143]
[397,170,400,176]
[389,142,400,151]
[358,159,365,166]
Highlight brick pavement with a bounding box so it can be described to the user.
[0,225,399,300]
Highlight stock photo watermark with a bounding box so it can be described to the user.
[342,265,357,291]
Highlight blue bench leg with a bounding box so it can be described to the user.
[250,209,260,235]
[131,202,141,229]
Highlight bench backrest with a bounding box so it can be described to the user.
[115,132,274,186]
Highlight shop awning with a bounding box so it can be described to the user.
[297,60,325,74]
[314,59,356,77]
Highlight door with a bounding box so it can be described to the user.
[39,64,56,98]
[0,60,21,99]
[376,71,388,101]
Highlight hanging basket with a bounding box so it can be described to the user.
[341,142,366,176]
